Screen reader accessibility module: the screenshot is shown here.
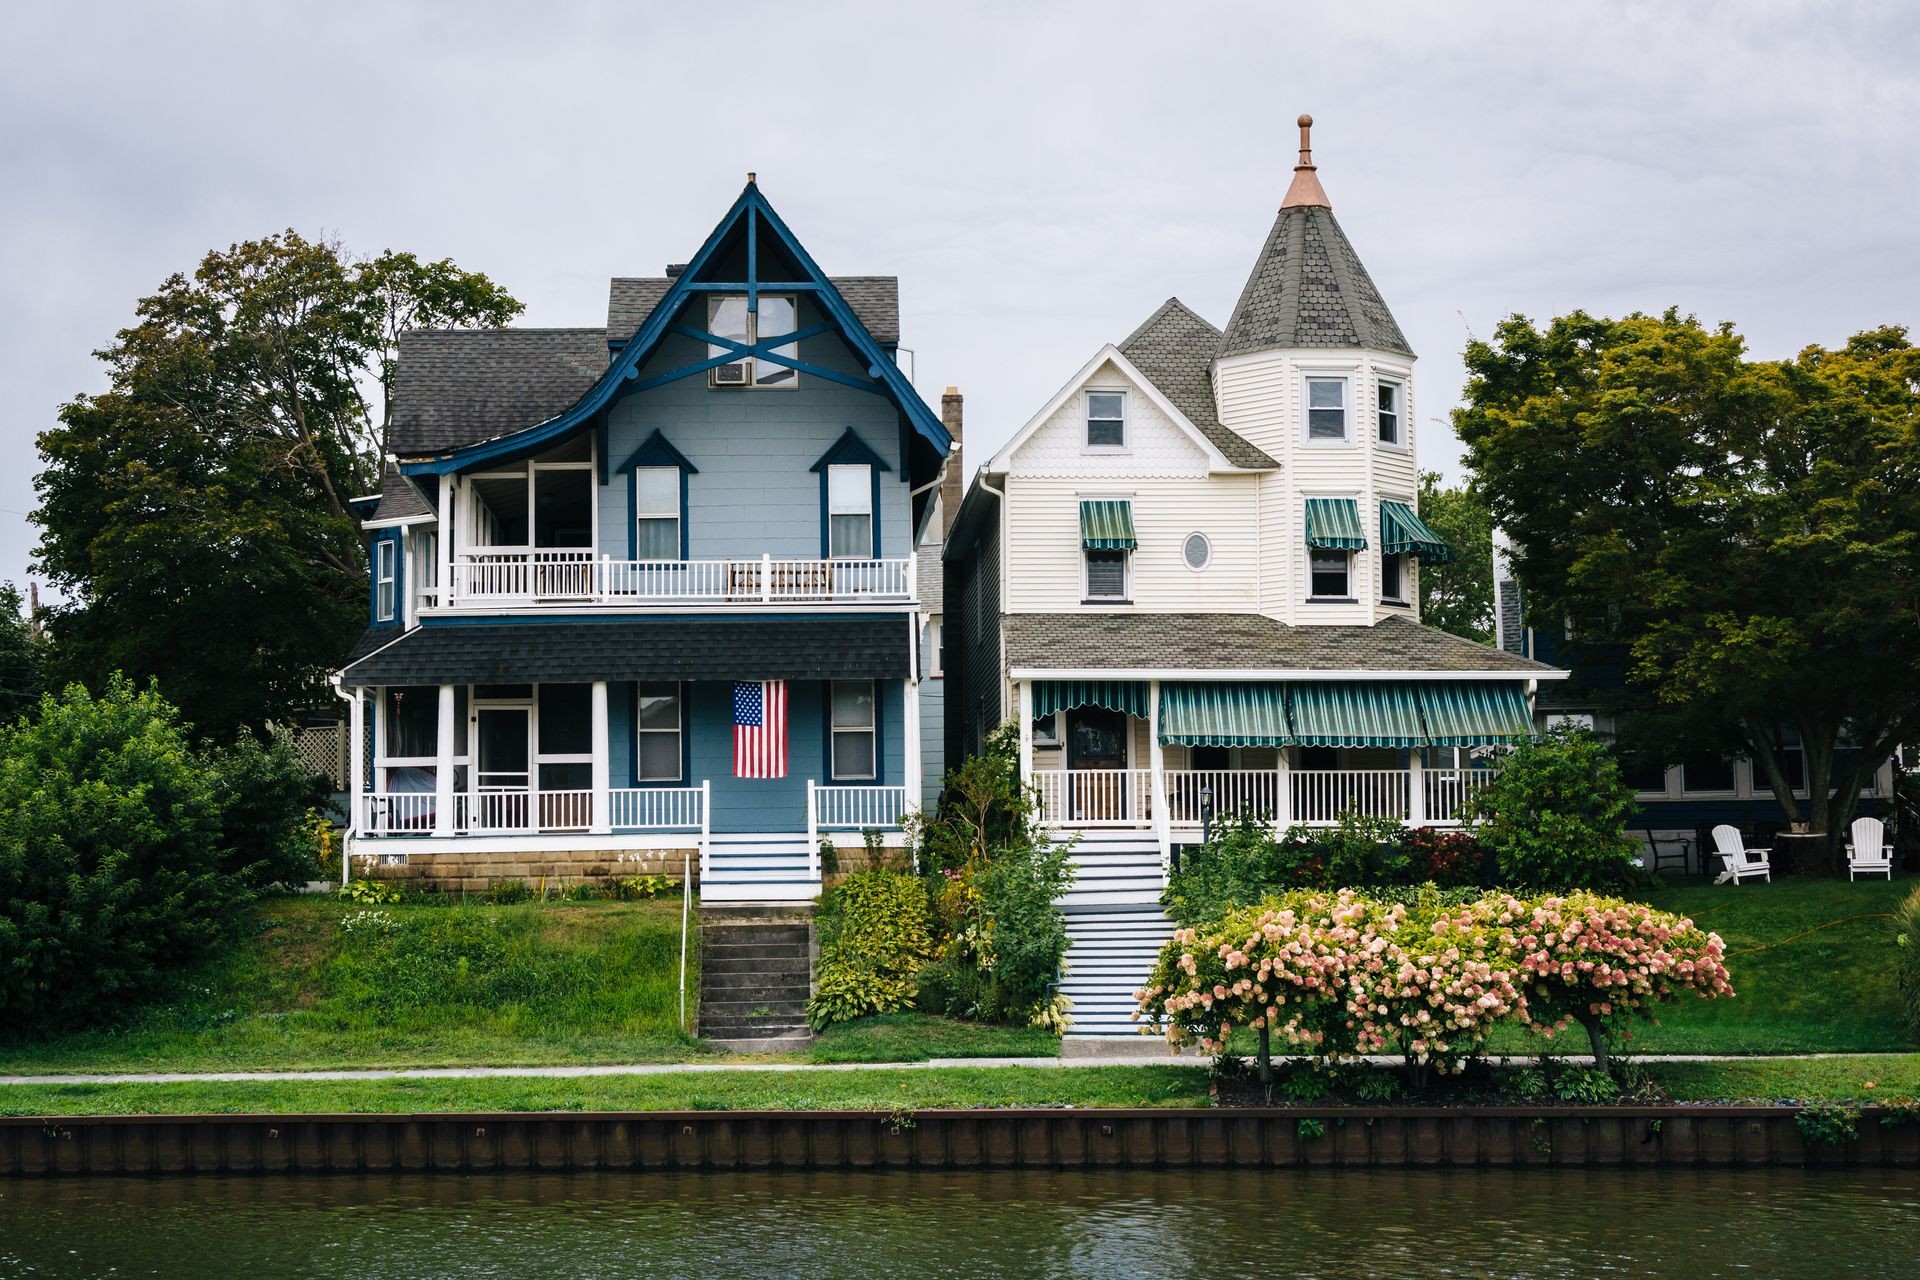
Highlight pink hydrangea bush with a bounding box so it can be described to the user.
[1490,891,1733,1070]
[1136,890,1732,1081]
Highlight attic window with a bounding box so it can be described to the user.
[1086,392,1126,449]
[708,295,797,388]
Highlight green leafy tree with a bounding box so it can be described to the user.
[0,584,46,724]
[1456,311,1920,848]
[0,677,239,1027]
[1415,471,1495,643]
[1460,728,1644,889]
[34,233,520,738]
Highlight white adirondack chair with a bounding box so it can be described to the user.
[1709,824,1772,884]
[1845,816,1894,881]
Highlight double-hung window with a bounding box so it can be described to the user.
[1085,551,1128,601]
[375,539,396,620]
[635,467,682,560]
[1306,377,1348,442]
[636,683,683,782]
[1377,380,1402,446]
[1086,391,1126,449]
[1309,549,1350,599]
[1380,553,1407,603]
[828,465,873,559]
[830,680,877,780]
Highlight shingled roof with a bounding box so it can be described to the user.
[1217,203,1411,359]
[364,460,434,523]
[1004,613,1558,675]
[607,275,900,345]
[1117,299,1276,469]
[390,328,607,456]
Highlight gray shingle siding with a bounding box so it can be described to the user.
[945,495,1004,761]
[1218,205,1412,358]
[1496,580,1526,656]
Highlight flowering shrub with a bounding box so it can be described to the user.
[1399,827,1486,887]
[1137,889,1731,1081]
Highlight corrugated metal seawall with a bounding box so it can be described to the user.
[1,1108,1915,1176]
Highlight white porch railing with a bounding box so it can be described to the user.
[1290,770,1413,825]
[1162,769,1281,826]
[358,783,709,838]
[1034,768,1156,826]
[1424,768,1498,825]
[448,552,913,607]
[609,785,708,831]
[811,784,910,831]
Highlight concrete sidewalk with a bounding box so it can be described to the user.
[1,1049,1909,1088]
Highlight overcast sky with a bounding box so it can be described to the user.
[2,1,1916,593]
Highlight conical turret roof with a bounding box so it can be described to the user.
[1218,116,1413,359]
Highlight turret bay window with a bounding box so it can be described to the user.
[708,294,797,388]
[1303,498,1366,602]
[830,680,877,780]
[1306,376,1349,442]
[1380,552,1407,604]
[636,683,683,782]
[635,467,682,560]
[1310,549,1351,600]
[1080,499,1136,604]
[1377,379,1403,446]
[828,464,874,558]
[1086,391,1126,449]
[375,539,397,621]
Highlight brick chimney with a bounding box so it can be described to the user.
[939,386,964,537]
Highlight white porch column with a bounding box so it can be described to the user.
[1016,679,1034,787]
[902,676,922,817]
[1275,745,1293,834]
[347,688,366,839]
[433,684,455,836]
[1407,748,1427,827]
[438,474,455,607]
[590,680,611,835]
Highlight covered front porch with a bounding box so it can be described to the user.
[1017,677,1531,838]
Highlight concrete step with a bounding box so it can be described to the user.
[699,922,809,942]
[702,954,811,976]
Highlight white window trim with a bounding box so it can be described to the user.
[375,540,397,621]
[462,438,600,557]
[708,294,799,389]
[1678,757,1739,798]
[1301,372,1353,447]
[634,466,682,562]
[1182,531,1211,572]
[635,682,684,783]
[926,615,944,678]
[1083,387,1129,453]
[1375,376,1408,451]
[1032,711,1063,748]
[1307,547,1353,602]
[829,679,878,781]
[1380,552,1410,605]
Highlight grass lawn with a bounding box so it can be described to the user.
[1499,876,1913,1055]
[2,1056,1915,1116]
[0,897,712,1074]
[804,1013,1059,1063]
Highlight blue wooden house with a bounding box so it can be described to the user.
[336,181,951,903]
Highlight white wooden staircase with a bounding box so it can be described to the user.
[1053,829,1175,1041]
[699,832,821,905]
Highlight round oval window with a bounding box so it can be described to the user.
[1183,532,1211,570]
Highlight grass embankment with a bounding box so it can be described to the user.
[3,1056,1916,1117]
[0,899,1055,1075]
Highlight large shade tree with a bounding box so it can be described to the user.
[35,234,519,738]
[1456,310,1920,846]
[1415,470,1494,643]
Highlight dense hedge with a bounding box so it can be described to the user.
[806,870,932,1030]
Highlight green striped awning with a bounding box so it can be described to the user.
[1288,681,1426,748]
[1079,500,1137,550]
[1417,682,1534,746]
[1380,500,1454,564]
[1159,683,1293,747]
[1031,679,1149,721]
[1303,498,1367,550]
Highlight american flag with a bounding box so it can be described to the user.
[732,680,788,778]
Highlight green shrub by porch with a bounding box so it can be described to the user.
[1459,727,1644,890]
[806,870,932,1030]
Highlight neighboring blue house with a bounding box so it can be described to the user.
[337,181,952,903]
[1493,540,1895,870]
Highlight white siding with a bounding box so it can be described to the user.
[1010,360,1210,478]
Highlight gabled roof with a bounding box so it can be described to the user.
[1117,299,1276,469]
[394,181,947,475]
[362,460,436,525]
[390,329,607,455]
[609,275,899,345]
[1217,203,1412,359]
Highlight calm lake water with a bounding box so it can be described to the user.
[2,1167,1916,1278]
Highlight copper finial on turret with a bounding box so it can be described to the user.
[1280,113,1331,209]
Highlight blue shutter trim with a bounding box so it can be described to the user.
[1158,682,1292,746]
[1379,500,1453,564]
[399,182,949,478]
[622,430,696,561]
[1031,679,1149,721]
[615,429,700,475]
[812,429,889,560]
[1303,498,1368,550]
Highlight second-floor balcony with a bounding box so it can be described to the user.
[440,551,915,610]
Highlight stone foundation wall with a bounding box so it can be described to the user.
[359,848,698,894]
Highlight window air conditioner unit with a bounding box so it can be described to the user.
[712,361,750,386]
